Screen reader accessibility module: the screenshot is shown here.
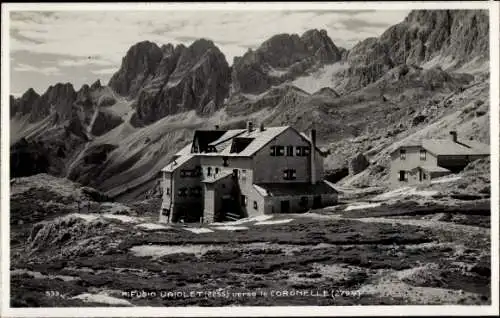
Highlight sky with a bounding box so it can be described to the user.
[9,9,410,96]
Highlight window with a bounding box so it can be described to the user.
[222,157,229,167]
[233,169,239,178]
[215,167,219,175]
[240,195,247,206]
[270,145,285,156]
[420,149,426,160]
[162,208,170,216]
[423,173,427,180]
[283,169,297,180]
[189,186,202,197]
[400,149,406,160]
[277,146,284,156]
[286,145,294,156]
[178,188,188,197]
[208,146,217,153]
[296,146,311,156]
[253,201,258,210]
[207,167,212,176]
[399,171,407,182]
[195,166,202,177]
[166,188,170,196]
[299,196,308,208]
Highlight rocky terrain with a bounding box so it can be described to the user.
[9,10,490,200]
[8,9,492,306]
[9,173,491,307]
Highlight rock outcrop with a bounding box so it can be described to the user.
[380,10,489,66]
[334,10,489,93]
[231,29,342,94]
[349,153,370,175]
[122,39,231,126]
[108,41,163,97]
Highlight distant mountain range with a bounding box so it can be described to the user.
[10,9,490,199]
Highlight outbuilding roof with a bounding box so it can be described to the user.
[410,165,451,173]
[422,139,490,156]
[391,138,490,157]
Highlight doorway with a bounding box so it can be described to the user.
[399,170,406,182]
[313,196,322,209]
[280,200,290,214]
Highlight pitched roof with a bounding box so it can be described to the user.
[192,130,227,152]
[195,126,290,157]
[391,138,490,157]
[254,181,338,197]
[174,143,194,157]
[410,165,451,173]
[422,139,490,156]
[420,165,451,173]
[161,154,196,173]
[299,131,329,156]
[164,125,326,172]
[208,129,246,146]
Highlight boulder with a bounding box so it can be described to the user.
[349,153,370,175]
[412,114,427,126]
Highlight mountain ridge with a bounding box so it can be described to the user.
[9,9,490,198]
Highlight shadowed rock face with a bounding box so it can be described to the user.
[10,84,77,123]
[108,41,164,97]
[231,29,342,95]
[124,39,231,126]
[9,10,490,196]
[10,88,41,118]
[380,10,489,66]
[334,10,489,94]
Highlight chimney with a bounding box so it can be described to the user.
[310,129,317,185]
[247,121,254,133]
[449,131,457,143]
[259,122,265,132]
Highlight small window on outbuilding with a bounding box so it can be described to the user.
[420,149,426,160]
[400,149,406,160]
[253,201,258,210]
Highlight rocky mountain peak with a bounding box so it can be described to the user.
[108,40,163,97]
[43,83,76,103]
[231,29,342,94]
[161,43,174,55]
[379,9,488,66]
[126,38,231,126]
[23,87,40,99]
[90,79,102,90]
